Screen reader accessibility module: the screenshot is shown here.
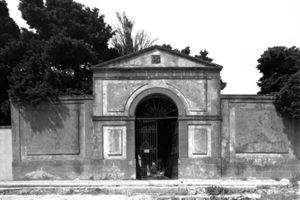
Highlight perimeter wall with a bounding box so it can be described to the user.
[0,126,12,180]
[221,95,300,178]
[5,95,300,180]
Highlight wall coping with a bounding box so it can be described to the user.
[58,95,93,101]
[11,95,93,104]
[221,94,275,101]
[93,66,222,72]
[0,126,11,129]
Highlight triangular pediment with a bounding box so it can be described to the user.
[92,45,222,70]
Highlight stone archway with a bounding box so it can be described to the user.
[134,94,179,179]
[128,87,186,117]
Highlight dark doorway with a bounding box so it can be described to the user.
[135,94,178,179]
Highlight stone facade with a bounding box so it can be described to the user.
[9,46,300,180]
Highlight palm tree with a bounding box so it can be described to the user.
[111,12,157,55]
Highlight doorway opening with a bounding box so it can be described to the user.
[135,94,178,179]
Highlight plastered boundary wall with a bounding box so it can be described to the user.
[221,95,300,178]
[12,96,91,180]
[9,95,300,180]
[0,126,12,180]
[11,96,135,180]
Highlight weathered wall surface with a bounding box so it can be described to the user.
[94,79,219,116]
[11,96,126,180]
[221,95,300,178]
[92,77,222,178]
[92,48,222,179]
[9,47,223,180]
[11,46,300,180]
[0,127,12,180]
[178,120,221,178]
[98,49,214,69]
[11,98,136,180]
[92,73,222,179]
[21,104,81,155]
[10,93,300,180]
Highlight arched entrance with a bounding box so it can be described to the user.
[135,94,178,179]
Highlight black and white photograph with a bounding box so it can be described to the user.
[0,0,299,199]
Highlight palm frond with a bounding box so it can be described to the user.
[110,12,157,55]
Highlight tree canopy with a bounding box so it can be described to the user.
[0,0,119,125]
[0,0,20,125]
[257,46,300,118]
[0,0,19,46]
[0,1,227,125]
[162,44,226,90]
[7,0,118,105]
[195,50,213,62]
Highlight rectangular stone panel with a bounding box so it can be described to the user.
[108,129,122,155]
[193,128,207,154]
[188,125,211,157]
[22,104,80,155]
[103,80,146,114]
[168,80,207,112]
[233,104,289,153]
[93,79,103,116]
[103,126,126,159]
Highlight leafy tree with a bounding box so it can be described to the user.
[0,0,19,46]
[162,44,213,60]
[111,12,157,55]
[180,46,190,55]
[161,44,173,50]
[161,44,226,89]
[162,44,188,54]
[195,49,213,62]
[193,49,227,89]
[257,46,300,118]
[0,0,20,125]
[257,46,300,94]
[8,30,60,105]
[275,71,300,118]
[7,0,118,105]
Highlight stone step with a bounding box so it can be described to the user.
[0,179,291,188]
[0,194,261,200]
[0,185,258,195]
[0,179,299,199]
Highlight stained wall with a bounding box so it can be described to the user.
[92,48,222,179]
[0,126,12,180]
[9,95,300,180]
[221,95,300,178]
[8,46,300,180]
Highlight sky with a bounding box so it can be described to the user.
[6,0,300,94]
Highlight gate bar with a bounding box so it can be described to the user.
[135,116,178,120]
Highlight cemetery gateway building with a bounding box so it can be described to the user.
[11,46,300,180]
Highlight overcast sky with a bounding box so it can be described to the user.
[7,0,300,94]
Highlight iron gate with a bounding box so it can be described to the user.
[135,119,157,178]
